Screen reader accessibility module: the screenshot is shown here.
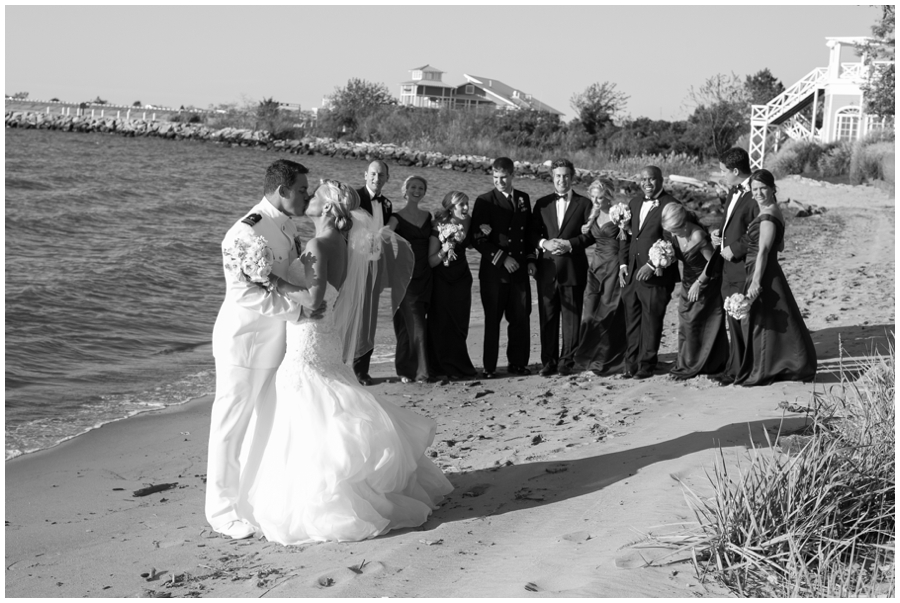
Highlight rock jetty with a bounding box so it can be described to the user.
[6,111,724,223]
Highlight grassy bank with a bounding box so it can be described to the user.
[663,346,896,596]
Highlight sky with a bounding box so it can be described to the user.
[5,4,881,121]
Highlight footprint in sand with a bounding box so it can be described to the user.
[313,561,386,589]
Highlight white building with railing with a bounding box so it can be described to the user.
[749,36,894,169]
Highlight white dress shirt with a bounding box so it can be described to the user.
[367,186,384,229]
[723,177,750,230]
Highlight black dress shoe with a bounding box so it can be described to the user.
[540,365,557,377]
[357,374,374,386]
[507,364,531,375]
[634,370,653,380]
[558,365,573,376]
[621,371,634,379]
[482,370,496,379]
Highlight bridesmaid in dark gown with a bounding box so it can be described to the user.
[388,175,433,383]
[660,203,728,380]
[735,169,816,386]
[426,191,478,380]
[573,179,627,375]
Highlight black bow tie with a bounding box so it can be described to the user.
[372,195,384,202]
[731,185,745,195]
[557,194,568,201]
[644,197,656,202]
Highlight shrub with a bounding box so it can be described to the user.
[849,140,894,184]
[816,142,853,178]
[765,139,828,177]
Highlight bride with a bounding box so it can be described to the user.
[238,179,453,545]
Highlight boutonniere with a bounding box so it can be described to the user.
[644,198,659,210]
[383,199,392,210]
[516,196,527,212]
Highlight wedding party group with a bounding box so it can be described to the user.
[205,146,816,544]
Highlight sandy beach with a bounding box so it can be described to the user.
[6,177,894,598]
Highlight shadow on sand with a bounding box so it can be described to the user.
[427,416,810,527]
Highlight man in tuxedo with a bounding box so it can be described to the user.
[353,160,393,385]
[619,165,680,379]
[527,159,594,377]
[710,147,759,385]
[208,159,317,539]
[470,157,533,378]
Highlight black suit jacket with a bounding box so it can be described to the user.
[528,191,594,287]
[356,186,392,225]
[470,188,532,283]
[619,192,680,288]
[720,189,759,287]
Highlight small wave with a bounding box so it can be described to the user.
[4,176,54,191]
[153,341,209,356]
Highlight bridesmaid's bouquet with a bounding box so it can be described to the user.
[609,203,632,240]
[723,293,751,320]
[436,222,465,266]
[223,234,276,291]
[647,239,675,276]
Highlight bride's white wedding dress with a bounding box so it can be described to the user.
[242,284,453,545]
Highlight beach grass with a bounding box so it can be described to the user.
[658,344,895,597]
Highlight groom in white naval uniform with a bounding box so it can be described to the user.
[207,159,318,539]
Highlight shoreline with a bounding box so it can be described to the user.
[5,157,894,598]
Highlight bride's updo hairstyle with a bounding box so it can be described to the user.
[401,175,428,199]
[318,179,360,234]
[661,202,687,232]
[434,191,468,223]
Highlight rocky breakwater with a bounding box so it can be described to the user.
[6,110,724,223]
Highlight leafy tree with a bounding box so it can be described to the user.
[11,91,29,100]
[50,97,59,102]
[744,68,785,106]
[858,5,895,117]
[324,78,397,136]
[91,96,108,105]
[256,97,281,134]
[133,101,142,107]
[684,73,749,157]
[569,81,629,137]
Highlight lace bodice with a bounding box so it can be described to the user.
[284,284,344,377]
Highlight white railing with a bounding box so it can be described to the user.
[750,67,828,124]
[839,62,866,80]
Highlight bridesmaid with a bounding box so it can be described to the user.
[735,169,816,386]
[426,191,477,380]
[388,175,434,383]
[573,178,627,375]
[660,203,728,380]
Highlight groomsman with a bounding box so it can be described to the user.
[527,158,594,376]
[208,159,315,539]
[470,157,533,378]
[619,165,680,379]
[353,160,392,385]
[711,147,759,385]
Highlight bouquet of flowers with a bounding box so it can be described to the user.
[609,203,632,240]
[647,239,675,276]
[436,222,465,266]
[223,235,276,291]
[723,293,751,320]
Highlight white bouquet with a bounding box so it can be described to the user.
[723,293,751,320]
[436,222,465,266]
[223,235,275,291]
[647,239,675,276]
[608,202,632,240]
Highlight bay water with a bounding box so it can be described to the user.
[5,128,565,460]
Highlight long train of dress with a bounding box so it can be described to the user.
[240,285,453,545]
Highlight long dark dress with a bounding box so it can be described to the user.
[735,214,817,386]
[392,214,433,381]
[668,230,729,379]
[573,220,627,374]
[427,220,477,379]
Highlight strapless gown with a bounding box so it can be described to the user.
[735,215,817,386]
[240,285,453,544]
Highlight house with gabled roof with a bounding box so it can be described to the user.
[399,65,458,108]
[398,66,563,116]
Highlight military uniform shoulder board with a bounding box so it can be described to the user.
[241,213,262,227]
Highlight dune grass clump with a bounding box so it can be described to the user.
[671,348,895,597]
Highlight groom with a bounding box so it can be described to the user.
[207,159,317,540]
